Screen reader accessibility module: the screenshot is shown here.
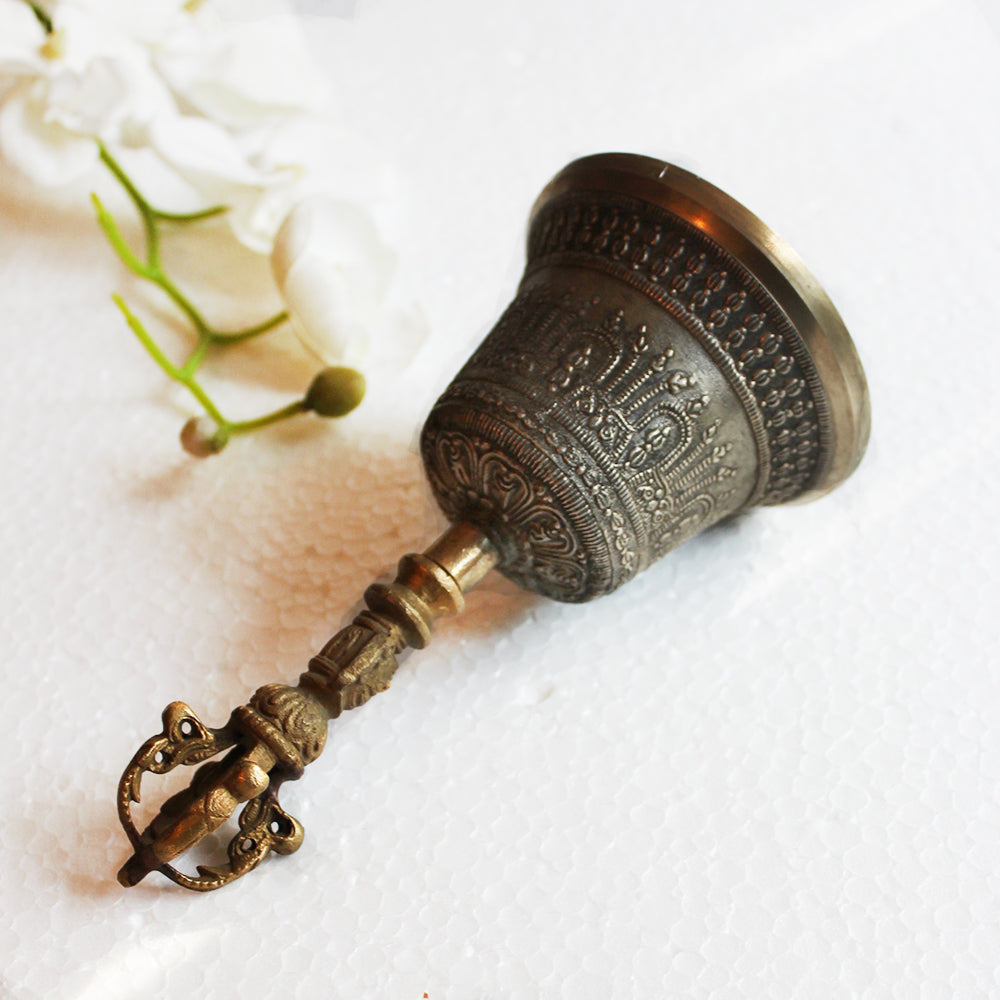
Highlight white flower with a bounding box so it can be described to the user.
[271,196,427,370]
[152,2,328,131]
[0,0,329,250]
[0,0,177,184]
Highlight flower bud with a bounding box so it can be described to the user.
[270,197,394,366]
[304,366,366,418]
[180,416,227,457]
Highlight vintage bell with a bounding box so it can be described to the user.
[117,153,870,891]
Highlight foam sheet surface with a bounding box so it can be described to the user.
[2,1,998,996]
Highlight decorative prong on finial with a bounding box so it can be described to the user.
[116,686,331,891]
[117,701,242,888]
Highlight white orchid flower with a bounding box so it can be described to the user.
[0,0,329,251]
[146,0,331,250]
[0,0,177,184]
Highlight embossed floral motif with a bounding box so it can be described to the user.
[423,431,587,597]
[635,419,737,557]
[548,342,593,392]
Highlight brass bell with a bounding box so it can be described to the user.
[117,153,870,890]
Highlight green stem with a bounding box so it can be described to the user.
[25,2,52,35]
[211,310,290,344]
[115,296,310,440]
[98,145,159,264]
[92,184,287,351]
[179,335,212,379]
[156,204,229,223]
[113,296,227,427]
[153,269,212,337]
[228,400,308,435]
[98,143,227,226]
[92,193,152,279]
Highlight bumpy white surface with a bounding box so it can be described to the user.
[2,1,999,997]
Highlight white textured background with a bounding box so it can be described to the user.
[2,0,999,997]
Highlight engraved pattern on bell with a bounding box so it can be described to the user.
[422,267,762,602]
[527,191,827,505]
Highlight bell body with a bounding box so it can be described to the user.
[421,154,870,602]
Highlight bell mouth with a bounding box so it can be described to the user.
[530,152,870,502]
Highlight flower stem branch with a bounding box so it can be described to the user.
[94,145,288,349]
[94,145,364,456]
[24,2,52,34]
[98,145,227,245]
[228,400,308,435]
[113,295,226,427]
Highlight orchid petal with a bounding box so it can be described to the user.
[226,180,302,253]
[271,198,395,365]
[0,0,46,76]
[59,0,191,47]
[44,58,134,138]
[154,13,328,131]
[149,113,277,188]
[0,79,97,185]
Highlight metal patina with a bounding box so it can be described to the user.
[117,153,870,890]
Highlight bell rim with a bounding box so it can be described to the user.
[530,152,871,502]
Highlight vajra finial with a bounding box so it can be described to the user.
[117,523,497,890]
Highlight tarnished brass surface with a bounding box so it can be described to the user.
[422,153,870,601]
[116,153,869,890]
